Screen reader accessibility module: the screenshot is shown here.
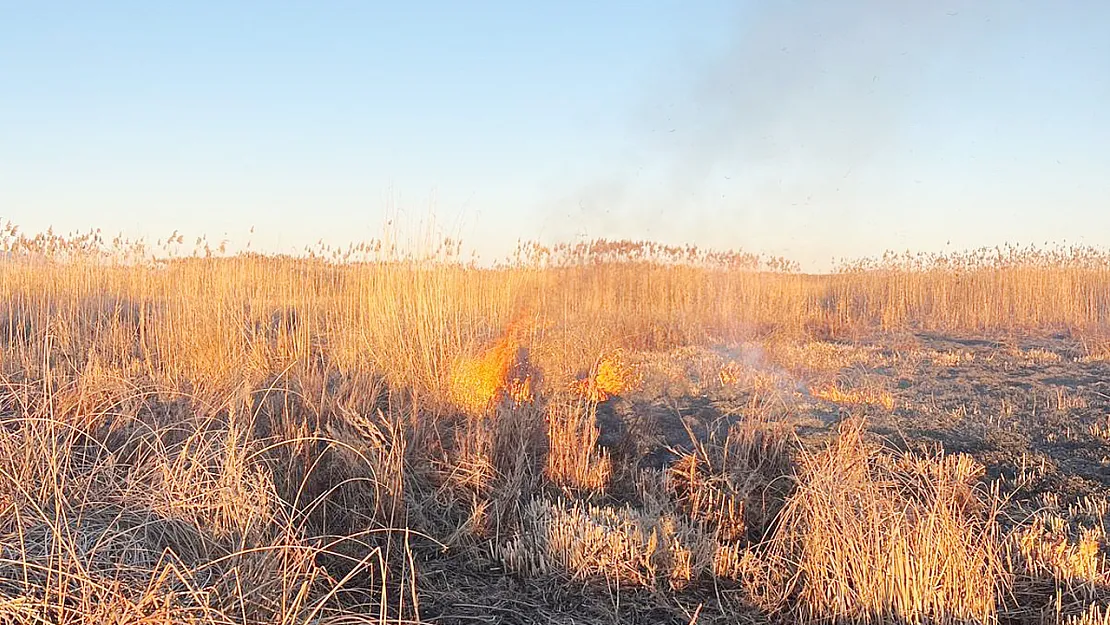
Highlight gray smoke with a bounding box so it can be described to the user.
[543,1,999,267]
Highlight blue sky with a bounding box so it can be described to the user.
[2,1,1108,269]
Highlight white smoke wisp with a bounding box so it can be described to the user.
[543,1,980,268]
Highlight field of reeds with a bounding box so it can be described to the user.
[1,220,1109,624]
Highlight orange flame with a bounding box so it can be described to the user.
[449,312,539,414]
[811,383,895,411]
[719,360,745,386]
[571,350,641,402]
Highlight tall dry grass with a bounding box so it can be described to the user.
[2,222,1110,623]
[767,418,1008,623]
[6,225,1110,400]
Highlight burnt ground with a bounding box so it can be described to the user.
[603,331,1110,509]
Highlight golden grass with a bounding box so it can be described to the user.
[930,348,976,367]
[1015,346,1065,365]
[768,419,1008,624]
[3,223,1110,622]
[1091,415,1110,441]
[1078,338,1110,363]
[543,399,612,492]
[1004,493,1110,621]
[1015,519,1107,588]
[1067,604,1110,625]
[768,340,886,374]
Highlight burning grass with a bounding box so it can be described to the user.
[569,349,642,402]
[810,382,896,411]
[718,359,746,386]
[448,315,539,415]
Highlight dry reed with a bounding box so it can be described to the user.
[2,222,1110,623]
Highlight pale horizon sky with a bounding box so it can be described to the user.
[2,1,1108,270]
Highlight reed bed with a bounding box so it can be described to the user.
[1,221,1109,623]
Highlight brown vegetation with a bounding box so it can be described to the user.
[1,221,1109,623]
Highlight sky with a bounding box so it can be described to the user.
[2,1,1108,270]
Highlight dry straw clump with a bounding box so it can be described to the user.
[768,418,1008,624]
[543,399,612,492]
[1014,519,1106,588]
[1008,500,1110,621]
[496,496,753,592]
[667,452,748,542]
[0,386,395,625]
[667,417,794,544]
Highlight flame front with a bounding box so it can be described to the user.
[571,350,641,402]
[450,313,538,414]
